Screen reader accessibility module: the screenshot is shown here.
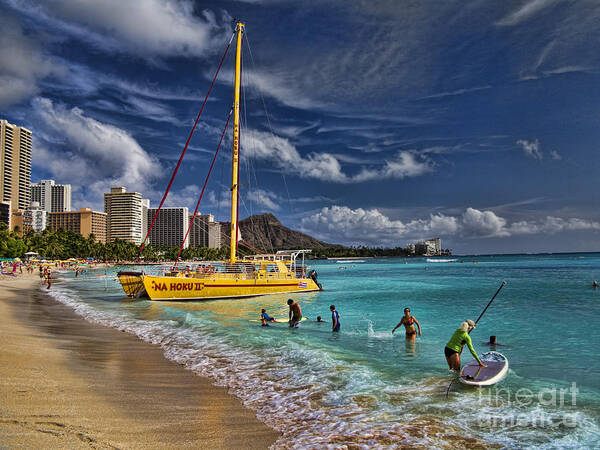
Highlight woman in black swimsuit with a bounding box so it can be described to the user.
[392,307,422,341]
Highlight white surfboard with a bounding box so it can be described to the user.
[459,351,508,386]
[250,317,308,323]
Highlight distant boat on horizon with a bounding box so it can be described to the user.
[426,258,458,263]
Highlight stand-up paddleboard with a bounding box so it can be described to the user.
[459,351,508,386]
[250,317,307,323]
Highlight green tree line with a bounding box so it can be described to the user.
[310,246,412,259]
[0,223,229,261]
[0,224,447,261]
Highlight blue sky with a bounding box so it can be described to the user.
[1,0,600,254]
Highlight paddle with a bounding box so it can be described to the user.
[469,280,507,333]
[446,280,507,398]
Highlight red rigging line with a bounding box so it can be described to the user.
[172,108,233,270]
[140,31,235,254]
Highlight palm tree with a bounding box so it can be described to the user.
[44,241,63,259]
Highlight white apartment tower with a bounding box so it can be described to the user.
[0,119,32,211]
[31,179,72,212]
[141,198,149,242]
[25,201,48,232]
[146,207,189,248]
[104,187,148,244]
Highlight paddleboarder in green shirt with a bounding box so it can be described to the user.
[444,320,486,371]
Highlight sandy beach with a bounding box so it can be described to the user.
[0,274,280,449]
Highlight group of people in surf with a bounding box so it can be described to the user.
[392,307,503,371]
[261,302,502,371]
[260,299,341,332]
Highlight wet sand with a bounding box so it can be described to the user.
[0,275,280,449]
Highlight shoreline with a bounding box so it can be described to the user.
[0,275,280,448]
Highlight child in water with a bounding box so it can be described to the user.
[260,309,277,327]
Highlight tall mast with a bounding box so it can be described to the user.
[230,22,244,263]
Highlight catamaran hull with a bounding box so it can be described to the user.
[117,273,321,301]
[117,271,147,297]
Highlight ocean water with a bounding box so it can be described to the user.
[46,254,600,448]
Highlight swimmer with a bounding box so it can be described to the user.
[392,307,421,341]
[484,335,503,346]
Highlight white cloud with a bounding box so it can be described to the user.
[240,69,328,110]
[242,129,433,183]
[164,185,200,209]
[496,0,559,27]
[461,207,509,237]
[418,85,492,100]
[31,97,160,206]
[301,205,600,245]
[301,206,406,245]
[301,206,459,246]
[274,121,321,138]
[0,18,60,108]
[550,150,562,160]
[380,151,434,179]
[247,189,281,211]
[540,216,600,233]
[8,0,232,59]
[516,139,543,160]
[426,213,460,235]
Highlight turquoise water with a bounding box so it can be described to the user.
[48,254,600,448]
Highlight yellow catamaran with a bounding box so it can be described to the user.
[117,23,322,301]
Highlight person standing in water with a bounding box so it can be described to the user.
[392,307,422,341]
[444,320,486,371]
[330,305,341,332]
[287,299,302,328]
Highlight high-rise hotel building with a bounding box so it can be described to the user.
[189,214,213,248]
[31,179,72,212]
[104,187,148,244]
[189,213,223,249]
[0,119,32,211]
[49,208,107,243]
[147,207,189,248]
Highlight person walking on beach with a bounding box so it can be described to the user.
[330,305,341,332]
[47,270,52,290]
[287,299,302,328]
[444,320,485,371]
[392,307,421,341]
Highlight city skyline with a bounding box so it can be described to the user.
[2,1,600,253]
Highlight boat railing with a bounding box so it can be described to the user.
[159,261,312,280]
[173,271,298,281]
